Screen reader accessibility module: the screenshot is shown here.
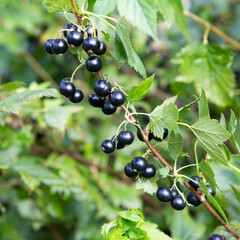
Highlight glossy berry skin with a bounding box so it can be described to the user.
[171,188,179,199]
[101,101,117,115]
[117,131,134,146]
[61,78,70,84]
[101,140,115,154]
[111,135,125,149]
[131,157,147,173]
[82,37,100,53]
[67,31,83,47]
[86,56,102,72]
[109,91,126,107]
[94,80,111,97]
[156,187,172,202]
[189,176,201,190]
[95,42,107,55]
[44,39,54,54]
[63,23,78,38]
[171,196,186,210]
[85,25,98,37]
[59,82,76,98]
[88,93,105,107]
[70,89,84,103]
[187,193,201,206]
[210,234,222,240]
[51,39,68,55]
[124,163,138,178]
[206,185,216,196]
[153,128,168,141]
[137,126,153,142]
[141,164,156,178]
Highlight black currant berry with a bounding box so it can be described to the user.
[44,39,54,54]
[101,101,117,115]
[88,93,105,107]
[111,135,125,149]
[124,163,138,178]
[94,80,111,97]
[82,37,100,53]
[131,157,147,173]
[153,128,168,141]
[137,126,153,142]
[86,56,102,72]
[141,164,156,178]
[59,81,76,98]
[63,23,78,38]
[51,39,68,55]
[156,187,172,202]
[69,89,84,103]
[117,131,134,146]
[101,140,115,154]
[187,193,201,206]
[108,91,126,107]
[206,185,215,196]
[171,188,179,199]
[171,196,186,210]
[67,31,83,47]
[95,42,107,55]
[189,176,200,190]
[210,235,222,240]
[85,25,98,37]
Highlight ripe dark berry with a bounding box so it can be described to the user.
[210,234,222,240]
[137,126,153,142]
[189,176,200,190]
[63,23,78,38]
[59,81,76,98]
[86,56,102,72]
[51,39,68,55]
[141,164,156,178]
[117,131,134,146]
[94,80,111,97]
[171,188,179,199]
[88,93,105,107]
[131,157,147,173]
[44,39,54,54]
[102,101,117,115]
[156,187,172,202]
[85,25,98,37]
[111,135,125,149]
[82,37,100,53]
[206,185,216,196]
[108,91,126,107]
[101,140,115,154]
[124,163,138,178]
[187,193,201,206]
[67,31,83,47]
[95,42,107,55]
[153,128,168,141]
[171,196,186,210]
[69,89,84,103]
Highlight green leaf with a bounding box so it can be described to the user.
[136,178,158,195]
[199,161,217,191]
[0,88,59,114]
[159,166,170,178]
[229,110,237,134]
[149,98,179,139]
[118,208,144,222]
[198,89,209,118]
[117,0,157,39]
[44,0,76,13]
[0,82,25,93]
[115,18,147,78]
[19,171,41,191]
[178,98,199,117]
[157,0,190,39]
[173,43,235,107]
[190,118,230,165]
[166,131,183,160]
[93,0,117,15]
[127,74,154,101]
[87,0,97,11]
[231,185,240,203]
[199,182,228,223]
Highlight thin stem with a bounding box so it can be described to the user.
[203,24,211,44]
[63,11,78,27]
[71,63,84,82]
[229,163,240,173]
[85,12,116,29]
[84,11,117,22]
[194,140,200,176]
[177,164,198,173]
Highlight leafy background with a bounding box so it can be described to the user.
[0,0,240,239]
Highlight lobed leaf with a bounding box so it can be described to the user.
[44,0,77,13]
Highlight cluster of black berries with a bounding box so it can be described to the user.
[124,157,156,179]
[187,176,215,207]
[89,79,126,115]
[156,187,186,211]
[207,234,226,240]
[137,126,168,142]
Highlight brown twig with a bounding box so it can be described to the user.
[71,0,83,25]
